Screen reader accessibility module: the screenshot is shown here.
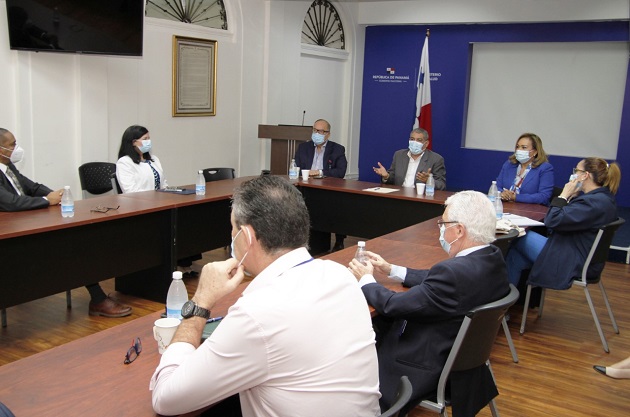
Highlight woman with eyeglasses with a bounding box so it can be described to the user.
[495,133,554,205]
[116,125,167,193]
[505,157,620,287]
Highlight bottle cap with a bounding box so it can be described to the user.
[172,271,183,279]
[64,185,70,190]
[358,241,365,246]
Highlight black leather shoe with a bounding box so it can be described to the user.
[593,365,607,376]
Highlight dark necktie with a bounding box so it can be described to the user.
[146,160,161,190]
[5,166,25,194]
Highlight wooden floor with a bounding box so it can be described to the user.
[1,247,629,416]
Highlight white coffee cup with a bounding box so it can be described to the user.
[153,317,180,354]
[416,183,426,195]
[301,169,310,181]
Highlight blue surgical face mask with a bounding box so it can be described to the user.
[569,173,583,191]
[439,224,459,255]
[230,227,251,267]
[408,140,424,155]
[515,150,532,164]
[137,139,152,154]
[311,132,325,146]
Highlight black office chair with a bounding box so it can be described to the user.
[202,167,236,182]
[380,376,413,417]
[520,217,625,352]
[491,229,521,363]
[415,284,519,417]
[492,228,520,259]
[110,172,123,194]
[0,401,15,417]
[78,162,117,199]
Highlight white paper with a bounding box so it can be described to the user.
[503,214,545,227]
[363,187,399,194]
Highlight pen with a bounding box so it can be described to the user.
[206,316,224,323]
[373,187,380,190]
[399,320,407,336]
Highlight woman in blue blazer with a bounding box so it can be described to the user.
[496,133,554,205]
[506,157,620,287]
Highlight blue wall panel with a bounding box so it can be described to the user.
[360,21,630,206]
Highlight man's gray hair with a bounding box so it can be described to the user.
[411,128,429,141]
[232,175,310,254]
[444,191,496,244]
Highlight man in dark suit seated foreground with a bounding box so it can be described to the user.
[348,190,510,415]
[0,127,131,318]
[295,118,348,251]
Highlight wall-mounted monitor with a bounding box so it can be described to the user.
[5,0,144,56]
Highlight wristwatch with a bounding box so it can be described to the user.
[180,300,211,320]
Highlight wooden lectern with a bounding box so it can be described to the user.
[258,125,311,174]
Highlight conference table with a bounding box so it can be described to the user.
[0,177,549,415]
[0,176,464,310]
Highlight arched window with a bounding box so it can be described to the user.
[145,0,228,30]
[301,0,345,50]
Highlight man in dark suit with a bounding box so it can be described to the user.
[373,128,446,190]
[294,118,348,251]
[348,190,510,414]
[0,128,132,318]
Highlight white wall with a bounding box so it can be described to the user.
[0,0,627,198]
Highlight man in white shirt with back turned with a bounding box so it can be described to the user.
[150,175,380,417]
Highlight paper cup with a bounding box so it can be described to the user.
[301,170,310,181]
[153,317,180,354]
[416,183,426,195]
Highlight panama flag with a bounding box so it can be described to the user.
[413,31,432,145]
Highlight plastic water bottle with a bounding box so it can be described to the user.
[355,241,368,264]
[196,170,206,196]
[425,174,435,197]
[61,186,74,218]
[166,271,188,319]
[494,196,504,219]
[289,159,299,180]
[488,181,498,203]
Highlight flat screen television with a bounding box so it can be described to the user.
[5,0,144,56]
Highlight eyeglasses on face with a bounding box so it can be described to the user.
[572,167,586,175]
[312,128,330,135]
[437,220,459,228]
[124,337,142,364]
[90,205,120,213]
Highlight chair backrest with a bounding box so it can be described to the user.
[492,228,520,258]
[439,284,519,386]
[0,401,15,417]
[110,172,123,194]
[379,376,413,417]
[202,167,235,182]
[580,217,625,282]
[78,162,116,199]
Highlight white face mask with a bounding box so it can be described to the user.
[230,227,251,268]
[515,150,532,164]
[439,224,459,255]
[137,139,152,154]
[0,144,24,164]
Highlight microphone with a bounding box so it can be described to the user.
[302,110,306,126]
